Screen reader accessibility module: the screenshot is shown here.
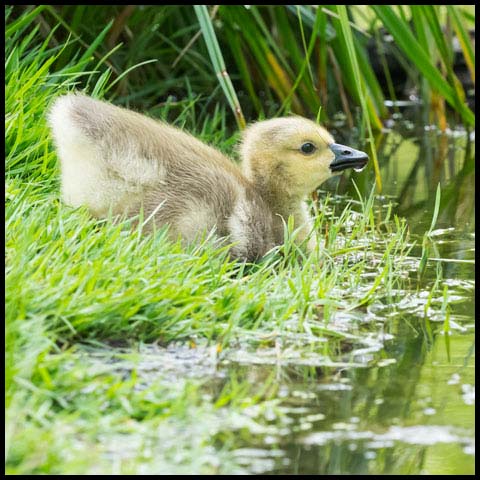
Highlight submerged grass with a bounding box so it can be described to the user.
[6,8,467,475]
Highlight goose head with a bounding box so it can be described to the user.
[240,116,368,204]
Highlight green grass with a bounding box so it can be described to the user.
[6,7,465,475]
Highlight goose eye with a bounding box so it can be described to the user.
[300,142,316,154]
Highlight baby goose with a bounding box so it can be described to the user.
[48,93,368,261]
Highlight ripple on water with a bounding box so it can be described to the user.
[302,424,474,451]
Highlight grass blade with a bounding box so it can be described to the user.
[5,5,46,37]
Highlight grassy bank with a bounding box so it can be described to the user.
[5,7,466,474]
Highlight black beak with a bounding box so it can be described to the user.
[329,143,369,172]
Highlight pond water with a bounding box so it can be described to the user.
[80,119,475,475]
[278,120,475,475]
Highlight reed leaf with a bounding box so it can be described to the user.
[249,6,295,77]
[419,5,468,110]
[325,6,384,130]
[220,6,303,114]
[272,7,321,111]
[334,6,382,191]
[7,5,474,133]
[372,5,474,126]
[277,6,322,115]
[194,5,246,129]
[354,41,388,118]
[317,9,328,111]
[222,28,262,115]
[447,5,475,85]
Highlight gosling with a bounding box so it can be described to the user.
[48,93,368,262]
